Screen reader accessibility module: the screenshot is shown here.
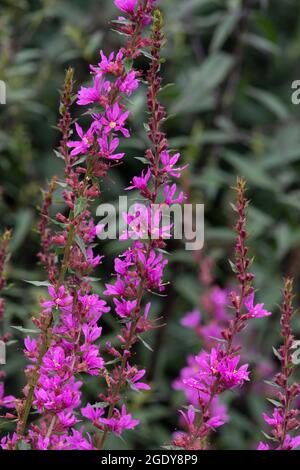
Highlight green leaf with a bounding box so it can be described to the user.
[72,155,87,167]
[210,10,240,52]
[23,280,51,287]
[247,87,289,120]
[242,33,280,55]
[137,335,153,352]
[264,380,280,389]
[222,151,276,191]
[261,431,278,442]
[266,398,282,407]
[74,197,87,217]
[92,402,109,409]
[228,259,238,274]
[172,53,234,114]
[75,235,87,260]
[11,326,40,334]
[272,346,282,361]
[10,209,34,251]
[53,149,64,160]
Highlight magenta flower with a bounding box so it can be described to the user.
[116,71,139,95]
[86,247,103,268]
[78,293,110,320]
[41,285,73,311]
[163,183,185,204]
[180,309,201,329]
[210,286,228,320]
[81,403,105,422]
[64,428,95,450]
[24,336,38,362]
[160,150,187,178]
[262,408,283,427]
[257,442,270,450]
[126,365,151,391]
[100,405,139,436]
[179,406,196,428]
[126,168,152,192]
[115,0,138,14]
[216,356,250,389]
[113,298,137,318]
[104,278,126,296]
[120,204,172,241]
[282,435,300,450]
[77,76,110,106]
[184,349,250,391]
[34,377,82,413]
[244,292,272,318]
[42,346,66,372]
[80,345,104,375]
[100,103,130,137]
[0,383,15,409]
[92,50,124,75]
[57,411,78,428]
[82,324,102,343]
[98,135,125,160]
[258,435,300,451]
[206,415,226,429]
[67,122,97,156]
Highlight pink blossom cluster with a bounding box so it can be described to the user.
[173,179,272,450]
[1,0,160,450]
[1,286,111,449]
[80,6,187,450]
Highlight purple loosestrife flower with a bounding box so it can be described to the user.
[9,59,126,447]
[91,50,124,76]
[41,285,72,311]
[116,71,139,96]
[77,75,111,106]
[96,6,186,450]
[0,383,15,409]
[180,309,201,329]
[98,135,125,160]
[244,291,272,318]
[100,103,130,137]
[160,150,188,178]
[115,0,138,14]
[113,298,137,318]
[66,122,98,156]
[81,403,105,422]
[184,349,250,391]
[163,183,185,204]
[126,168,152,193]
[125,365,151,391]
[99,405,140,436]
[174,178,272,450]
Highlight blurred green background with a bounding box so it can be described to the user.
[1,0,300,449]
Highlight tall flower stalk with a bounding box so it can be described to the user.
[1,1,157,450]
[173,177,272,450]
[0,230,15,413]
[79,4,187,449]
[258,278,300,450]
